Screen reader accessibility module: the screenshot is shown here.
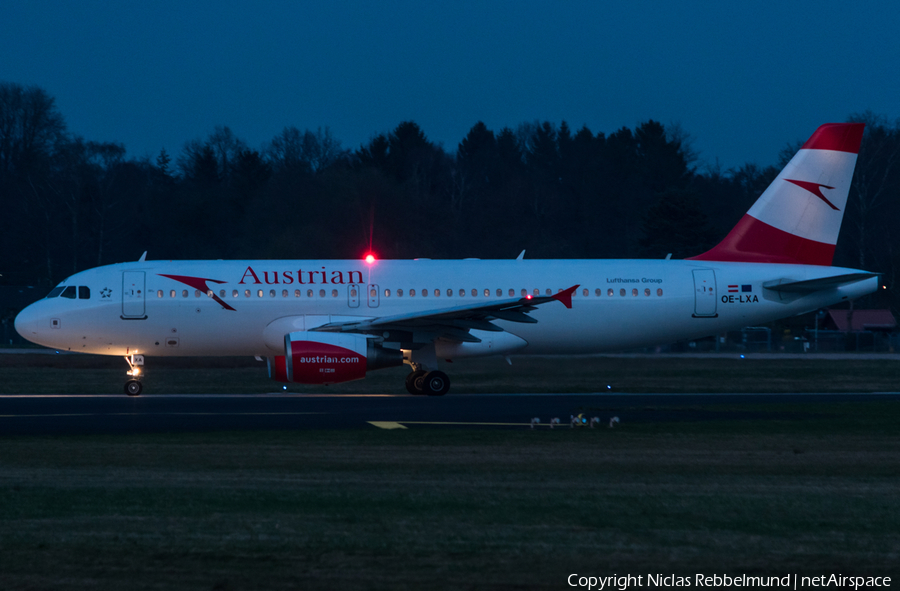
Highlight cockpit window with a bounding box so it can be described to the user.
[60,286,77,299]
[78,286,90,299]
[46,287,65,298]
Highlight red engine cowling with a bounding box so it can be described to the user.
[274,331,402,385]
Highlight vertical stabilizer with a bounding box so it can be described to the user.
[689,123,864,265]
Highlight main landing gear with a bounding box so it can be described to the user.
[405,366,450,396]
[124,354,144,396]
[403,345,450,396]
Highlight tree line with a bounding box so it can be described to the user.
[2,81,899,312]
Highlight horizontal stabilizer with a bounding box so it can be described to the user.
[763,273,878,294]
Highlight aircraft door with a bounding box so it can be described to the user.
[122,271,147,319]
[692,269,717,317]
[367,284,380,308]
[348,284,360,308]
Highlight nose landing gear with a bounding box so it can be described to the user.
[124,354,144,396]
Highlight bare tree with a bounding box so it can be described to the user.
[847,111,900,269]
[266,126,344,174]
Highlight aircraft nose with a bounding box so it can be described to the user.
[14,304,41,340]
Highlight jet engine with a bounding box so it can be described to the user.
[269,331,403,384]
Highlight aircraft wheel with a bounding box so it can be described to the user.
[125,380,143,396]
[405,370,427,395]
[422,370,450,396]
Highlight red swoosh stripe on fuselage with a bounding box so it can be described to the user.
[158,274,237,311]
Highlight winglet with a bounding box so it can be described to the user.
[552,285,579,309]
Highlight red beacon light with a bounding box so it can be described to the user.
[365,254,376,264]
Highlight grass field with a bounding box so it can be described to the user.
[2,405,900,589]
[1,356,899,589]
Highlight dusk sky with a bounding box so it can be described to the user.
[2,1,898,170]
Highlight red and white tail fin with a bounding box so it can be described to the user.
[689,123,864,266]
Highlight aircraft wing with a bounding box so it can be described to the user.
[314,285,579,343]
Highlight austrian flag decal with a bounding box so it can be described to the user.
[723,284,758,304]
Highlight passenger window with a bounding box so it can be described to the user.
[397,289,404,297]
[472,288,477,297]
[447,289,452,297]
[257,290,263,298]
[619,289,626,297]
[331,289,338,297]
[521,289,527,297]
[422,289,428,297]
[294,290,300,297]
[232,290,238,298]
[170,290,176,298]
[269,290,275,297]
[307,289,313,297]
[157,290,163,298]
[608,289,614,297]
[207,290,213,297]
[582,289,588,297]
[245,290,251,298]
[644,288,651,297]
[533,289,539,296]
[509,289,514,297]
[496,289,502,296]
[484,289,490,297]
[46,287,65,298]
[596,288,601,297]
[61,286,77,299]
[433,289,440,297]
[195,290,201,297]
[657,288,663,296]
[319,289,325,298]
[410,289,416,297]
[219,290,225,298]
[632,289,638,297]
[182,290,188,298]
[459,289,465,297]
[385,289,391,297]
[282,289,288,297]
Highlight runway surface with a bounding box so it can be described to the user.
[1,392,898,435]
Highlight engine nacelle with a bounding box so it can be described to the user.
[275,331,403,384]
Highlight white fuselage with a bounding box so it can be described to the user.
[15,258,878,358]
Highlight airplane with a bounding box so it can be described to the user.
[15,123,878,396]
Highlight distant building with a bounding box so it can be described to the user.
[811,309,898,353]
[824,309,897,332]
